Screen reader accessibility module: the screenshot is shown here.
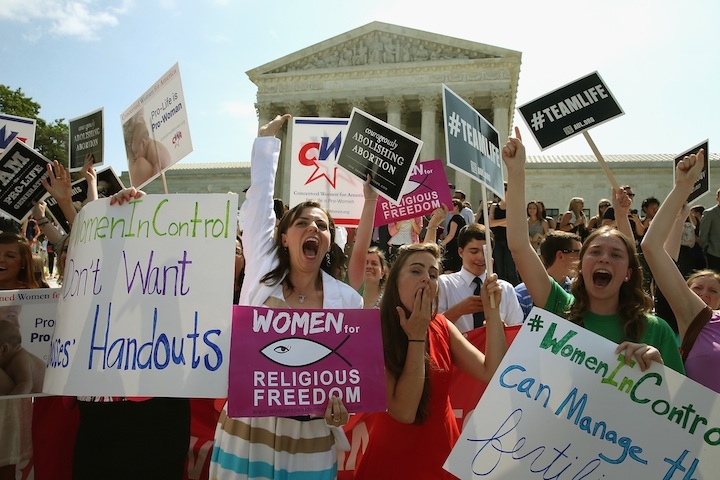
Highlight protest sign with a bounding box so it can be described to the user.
[0,288,59,399]
[228,305,386,417]
[0,138,51,222]
[373,159,452,226]
[43,194,237,398]
[0,113,36,153]
[518,71,624,150]
[445,307,720,479]
[674,140,709,203]
[68,108,103,172]
[337,108,422,204]
[44,166,125,233]
[120,62,193,189]
[442,85,504,199]
[289,117,365,227]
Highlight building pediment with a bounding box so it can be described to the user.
[247,21,520,78]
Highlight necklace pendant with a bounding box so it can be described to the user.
[298,294,305,304]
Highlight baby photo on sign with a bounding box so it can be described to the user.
[0,305,45,396]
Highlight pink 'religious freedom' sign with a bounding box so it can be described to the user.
[228,306,386,417]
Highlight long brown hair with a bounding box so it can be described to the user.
[567,226,651,341]
[379,242,439,424]
[260,201,336,289]
[0,233,39,289]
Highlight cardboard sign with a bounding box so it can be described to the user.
[120,62,193,189]
[289,117,365,227]
[43,194,237,398]
[337,108,422,204]
[0,288,60,399]
[43,166,125,233]
[443,85,504,199]
[674,140,709,203]
[68,108,104,172]
[518,71,624,150]
[373,159,453,226]
[0,113,36,153]
[228,306,386,417]
[0,139,51,222]
[445,307,720,479]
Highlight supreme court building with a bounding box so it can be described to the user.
[128,22,719,215]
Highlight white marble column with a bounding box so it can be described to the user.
[348,96,369,114]
[316,98,334,118]
[419,93,439,162]
[384,95,404,129]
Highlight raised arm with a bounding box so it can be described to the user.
[82,155,98,203]
[663,203,689,262]
[503,128,552,307]
[41,161,78,229]
[347,175,378,290]
[641,150,707,338]
[32,201,64,246]
[611,187,633,240]
[423,204,447,245]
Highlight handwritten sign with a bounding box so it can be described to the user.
[518,71,624,150]
[443,85,504,199]
[43,194,237,398]
[373,159,452,226]
[0,138,51,222]
[337,108,422,204]
[68,108,104,172]
[289,118,365,227]
[0,113,36,153]
[228,306,386,417]
[120,62,193,189]
[674,140,709,203]
[0,288,59,399]
[445,307,720,479]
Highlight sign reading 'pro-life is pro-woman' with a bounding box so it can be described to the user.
[445,308,720,479]
[43,194,238,398]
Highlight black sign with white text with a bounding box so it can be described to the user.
[336,108,422,204]
[0,139,51,222]
[518,71,624,150]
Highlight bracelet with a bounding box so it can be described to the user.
[408,339,425,342]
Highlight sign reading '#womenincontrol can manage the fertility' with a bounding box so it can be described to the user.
[517,71,624,150]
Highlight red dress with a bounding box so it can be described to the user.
[355,314,459,479]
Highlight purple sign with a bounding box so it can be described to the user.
[373,159,453,226]
[229,306,386,417]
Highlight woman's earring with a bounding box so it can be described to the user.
[325,252,331,267]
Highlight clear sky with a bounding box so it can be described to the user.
[1,0,718,180]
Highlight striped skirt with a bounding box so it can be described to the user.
[210,402,338,480]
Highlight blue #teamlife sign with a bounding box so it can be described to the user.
[442,85,504,200]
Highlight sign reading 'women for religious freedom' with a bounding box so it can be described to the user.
[445,307,720,479]
[43,194,237,398]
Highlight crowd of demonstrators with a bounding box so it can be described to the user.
[353,243,507,479]
[502,127,684,376]
[586,198,611,233]
[526,200,549,252]
[558,196,589,241]
[700,187,720,272]
[386,217,421,264]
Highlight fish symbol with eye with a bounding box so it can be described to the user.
[260,335,351,367]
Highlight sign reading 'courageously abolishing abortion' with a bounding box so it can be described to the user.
[228,306,386,417]
[445,307,720,479]
[517,71,624,150]
[43,194,237,398]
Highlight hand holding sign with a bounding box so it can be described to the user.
[260,114,291,137]
[675,148,705,187]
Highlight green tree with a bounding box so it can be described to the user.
[0,84,68,165]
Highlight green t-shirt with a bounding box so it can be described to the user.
[544,280,685,374]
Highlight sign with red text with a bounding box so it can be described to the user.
[289,118,364,227]
[0,113,36,153]
[120,62,193,189]
[373,159,452,226]
[445,307,720,479]
[228,306,386,417]
[0,138,52,222]
[518,71,624,150]
[674,139,709,203]
[0,288,60,399]
[43,194,237,397]
[337,108,422,205]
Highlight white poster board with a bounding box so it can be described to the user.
[446,307,720,479]
[43,194,237,398]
